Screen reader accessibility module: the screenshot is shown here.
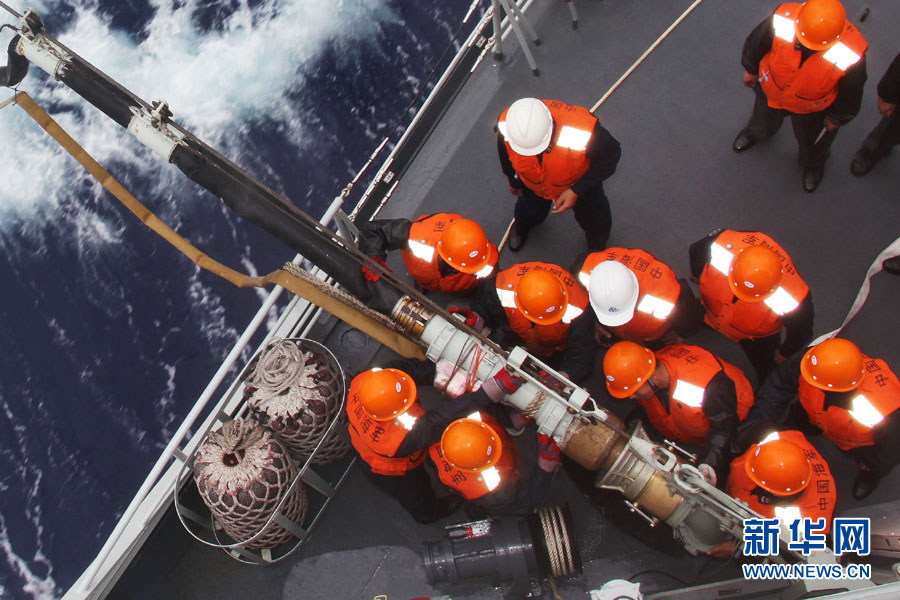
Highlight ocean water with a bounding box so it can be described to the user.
[0,0,471,597]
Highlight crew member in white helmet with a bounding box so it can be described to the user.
[496,98,620,251]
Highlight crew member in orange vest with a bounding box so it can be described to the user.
[603,342,755,483]
[690,229,814,383]
[575,247,703,347]
[732,0,867,192]
[751,338,900,499]
[471,262,597,381]
[357,213,498,293]
[429,413,561,518]
[708,426,836,559]
[496,97,621,251]
[346,366,521,523]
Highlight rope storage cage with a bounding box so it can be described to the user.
[175,338,355,564]
[244,338,350,466]
[193,418,308,550]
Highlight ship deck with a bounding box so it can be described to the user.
[108,1,900,598]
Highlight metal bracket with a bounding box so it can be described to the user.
[333,208,359,244]
[127,100,185,161]
[624,500,659,527]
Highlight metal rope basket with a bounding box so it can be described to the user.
[174,337,355,564]
[244,338,350,466]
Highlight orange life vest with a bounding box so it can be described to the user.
[346,375,427,476]
[727,430,836,533]
[579,247,682,342]
[797,356,900,451]
[759,4,867,114]
[428,413,520,500]
[497,100,596,200]
[639,344,755,445]
[699,230,809,342]
[400,213,499,293]
[495,262,589,356]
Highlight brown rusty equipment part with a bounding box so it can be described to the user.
[561,416,683,522]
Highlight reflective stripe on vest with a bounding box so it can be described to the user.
[577,271,590,287]
[556,125,591,150]
[407,238,435,262]
[396,412,418,431]
[823,42,862,71]
[774,505,803,531]
[475,264,494,279]
[848,394,885,428]
[498,288,517,309]
[672,379,706,408]
[481,466,502,492]
[561,303,584,324]
[636,294,675,319]
[772,13,795,42]
[710,242,734,276]
[762,286,800,315]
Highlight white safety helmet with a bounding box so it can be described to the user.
[588,261,640,327]
[503,98,553,156]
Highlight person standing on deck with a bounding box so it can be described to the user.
[750,338,900,500]
[574,247,703,348]
[850,50,900,177]
[496,98,621,251]
[689,229,814,384]
[602,341,755,486]
[732,0,867,192]
[358,214,498,293]
[346,367,521,523]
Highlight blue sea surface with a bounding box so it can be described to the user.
[0,0,472,597]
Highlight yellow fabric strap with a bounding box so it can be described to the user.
[7,92,424,359]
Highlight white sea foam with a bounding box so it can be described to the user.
[0,0,392,218]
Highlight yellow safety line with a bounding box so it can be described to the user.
[6,91,424,358]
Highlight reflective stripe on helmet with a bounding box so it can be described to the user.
[556,125,591,151]
[636,294,675,319]
[823,42,862,71]
[710,242,735,276]
[762,286,800,315]
[407,238,435,262]
[849,394,885,428]
[561,303,584,324]
[672,379,706,408]
[772,13,796,42]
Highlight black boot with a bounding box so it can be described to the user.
[883,256,900,275]
[507,224,527,252]
[852,470,881,500]
[732,129,757,153]
[802,167,824,193]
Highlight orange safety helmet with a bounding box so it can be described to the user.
[436,219,491,274]
[795,0,847,51]
[514,269,568,325]
[603,341,657,399]
[440,418,502,472]
[745,437,811,496]
[357,368,417,421]
[800,338,865,392]
[728,245,783,302]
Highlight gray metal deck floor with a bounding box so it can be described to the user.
[128,1,900,598]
